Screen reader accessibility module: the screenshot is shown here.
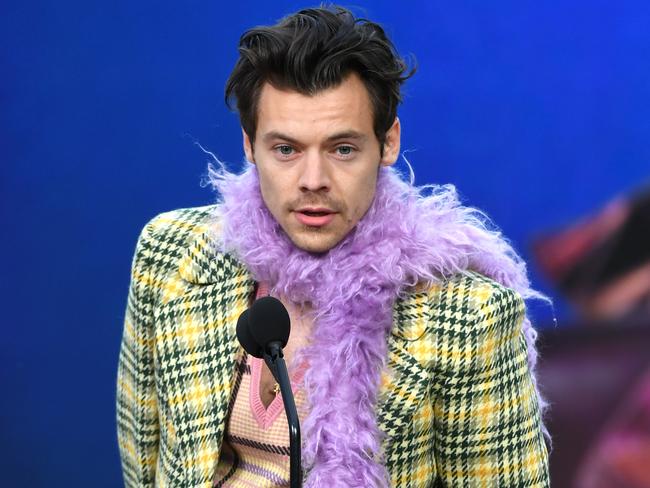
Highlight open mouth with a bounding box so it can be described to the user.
[302,210,331,216]
[294,209,336,227]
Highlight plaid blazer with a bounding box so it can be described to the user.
[116,205,550,487]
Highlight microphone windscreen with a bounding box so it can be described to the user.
[249,296,291,349]
[236,309,263,358]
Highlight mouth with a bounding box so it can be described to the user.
[294,207,337,227]
[297,207,333,215]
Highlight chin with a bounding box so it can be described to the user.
[289,232,341,254]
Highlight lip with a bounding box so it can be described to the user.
[294,208,336,227]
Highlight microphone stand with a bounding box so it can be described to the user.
[264,342,302,488]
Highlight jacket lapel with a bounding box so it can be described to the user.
[377,284,436,471]
[156,227,255,485]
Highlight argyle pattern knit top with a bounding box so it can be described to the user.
[212,283,308,487]
[116,205,550,487]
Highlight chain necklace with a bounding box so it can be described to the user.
[271,301,309,397]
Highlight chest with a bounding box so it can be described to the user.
[150,280,435,485]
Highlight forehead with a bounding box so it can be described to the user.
[255,73,374,140]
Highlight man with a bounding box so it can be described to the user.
[117,6,550,487]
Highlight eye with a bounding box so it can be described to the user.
[273,144,297,159]
[335,145,356,158]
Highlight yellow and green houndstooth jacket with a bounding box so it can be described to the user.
[116,205,550,487]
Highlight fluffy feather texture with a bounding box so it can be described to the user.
[208,162,548,487]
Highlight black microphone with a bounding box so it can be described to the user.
[249,296,291,356]
[236,296,302,487]
[236,309,261,358]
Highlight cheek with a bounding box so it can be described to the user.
[258,172,282,214]
[349,173,379,220]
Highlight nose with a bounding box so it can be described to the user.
[298,151,331,193]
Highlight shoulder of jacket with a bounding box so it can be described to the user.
[393,271,525,340]
[429,270,526,338]
[431,270,523,304]
[142,204,218,241]
[131,204,221,291]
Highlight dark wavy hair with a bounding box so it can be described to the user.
[225,5,416,150]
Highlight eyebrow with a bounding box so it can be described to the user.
[261,130,368,145]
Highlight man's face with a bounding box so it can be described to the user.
[243,73,401,253]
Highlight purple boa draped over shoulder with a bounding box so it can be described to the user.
[208,162,549,487]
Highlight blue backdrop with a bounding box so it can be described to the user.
[2,1,649,486]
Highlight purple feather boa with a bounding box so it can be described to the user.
[208,162,548,486]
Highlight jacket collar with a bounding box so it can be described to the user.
[178,224,253,286]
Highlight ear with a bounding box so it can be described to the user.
[242,128,255,164]
[380,117,401,166]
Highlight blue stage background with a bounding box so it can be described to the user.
[2,1,649,486]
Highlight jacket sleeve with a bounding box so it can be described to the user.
[116,219,160,487]
[432,282,550,487]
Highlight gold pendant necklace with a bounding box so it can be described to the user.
[270,300,310,398]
